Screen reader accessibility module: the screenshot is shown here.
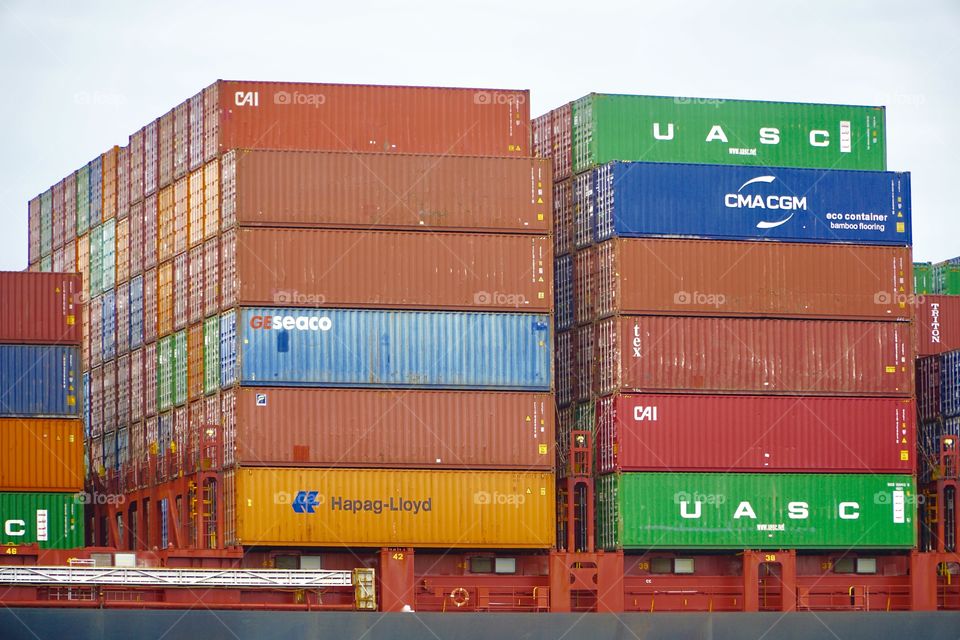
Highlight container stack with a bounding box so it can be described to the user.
[535,93,916,552]
[27,81,555,552]
[0,272,84,548]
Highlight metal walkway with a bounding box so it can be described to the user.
[0,566,354,588]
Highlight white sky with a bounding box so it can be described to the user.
[1,0,957,268]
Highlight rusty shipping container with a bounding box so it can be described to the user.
[229,467,555,548]
[597,315,912,396]
[596,239,912,321]
[233,228,551,312]
[0,418,84,491]
[214,80,530,157]
[226,387,553,469]
[916,295,960,357]
[222,149,551,234]
[0,272,82,344]
[597,394,915,474]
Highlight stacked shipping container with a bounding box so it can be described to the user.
[0,272,84,548]
[27,81,555,551]
[535,94,916,552]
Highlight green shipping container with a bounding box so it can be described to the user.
[203,316,220,395]
[40,189,52,257]
[0,492,84,549]
[76,166,90,235]
[89,224,102,298]
[571,94,886,174]
[157,335,173,412]
[40,254,52,273]
[914,262,933,295]
[597,473,915,550]
[933,262,960,295]
[101,218,116,292]
[173,330,187,406]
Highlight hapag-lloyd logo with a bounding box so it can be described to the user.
[249,314,333,331]
[724,176,808,229]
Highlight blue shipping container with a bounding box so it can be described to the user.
[941,351,960,419]
[220,312,237,389]
[236,307,552,390]
[592,162,912,245]
[101,289,116,362]
[89,156,102,227]
[129,275,144,349]
[555,255,574,332]
[0,345,79,417]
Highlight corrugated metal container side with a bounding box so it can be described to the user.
[174,100,189,179]
[224,149,551,234]
[102,146,117,221]
[143,267,157,344]
[0,345,79,417]
[916,296,960,357]
[556,330,573,408]
[234,228,551,312]
[917,355,941,422]
[101,218,116,293]
[116,217,129,284]
[596,239,912,320]
[553,179,572,257]
[231,467,554,548]
[203,159,219,240]
[102,358,116,434]
[0,492,84,549]
[89,224,102,299]
[158,186,174,262]
[555,254,573,331]
[0,272,82,344]
[143,194,158,270]
[129,127,144,204]
[552,103,572,180]
[131,347,144,423]
[597,316,912,396]
[157,261,173,337]
[229,387,553,469]
[919,418,960,484]
[237,307,552,390]
[571,93,886,173]
[203,316,219,394]
[116,281,129,356]
[574,324,595,402]
[573,247,596,326]
[174,177,188,255]
[572,172,593,250]
[597,394,915,474]
[129,200,143,277]
[188,169,204,248]
[173,252,188,330]
[0,419,84,491]
[159,110,174,190]
[217,81,530,157]
[934,262,960,295]
[89,294,102,367]
[101,288,116,362]
[532,110,551,162]
[188,324,203,400]
[597,473,914,550]
[76,165,90,236]
[204,238,219,317]
[914,262,934,295]
[219,311,236,388]
[189,91,204,170]
[89,366,102,438]
[941,351,960,419]
[39,189,52,258]
[144,342,157,417]
[117,353,130,426]
[220,228,236,310]
[592,162,910,246]
[89,155,102,228]
[52,180,64,252]
[129,275,143,349]
[188,245,204,324]
[28,196,40,264]
[116,145,129,220]
[64,173,76,241]
[157,336,173,413]
[82,371,90,438]
[174,329,188,407]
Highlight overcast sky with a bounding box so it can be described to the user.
[1,0,957,268]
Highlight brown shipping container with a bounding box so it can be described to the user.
[230,467,555,548]
[916,295,960,357]
[159,110,174,189]
[188,168,204,247]
[228,387,553,469]
[0,419,84,491]
[234,228,551,312]
[597,239,912,321]
[598,315,913,396]
[174,177,188,255]
[0,272,82,344]
[216,81,530,157]
[224,149,550,234]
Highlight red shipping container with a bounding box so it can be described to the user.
[90,366,103,438]
[64,173,76,241]
[143,194,158,270]
[157,186,174,263]
[574,246,596,326]
[159,110,174,189]
[117,145,129,220]
[131,347,144,423]
[556,330,574,408]
[553,179,572,257]
[596,239,913,321]
[157,260,173,336]
[187,323,203,400]
[220,228,236,310]
[188,244,204,324]
[52,180,65,251]
[144,120,158,197]
[575,324,595,402]
[144,342,157,418]
[916,295,960,357]
[115,217,129,284]
[216,80,529,157]
[917,355,940,422]
[228,387,554,469]
[188,168,204,247]
[234,228,551,312]
[129,128,144,204]
[597,394,916,473]
[116,280,129,356]
[0,272,82,344]
[597,315,913,397]
[117,353,130,426]
[203,238,219,317]
[143,267,157,344]
[223,150,551,234]
[102,147,117,221]
[174,177,188,255]
[203,159,219,240]
[28,196,40,263]
[174,101,189,180]
[129,200,143,276]
[173,253,187,330]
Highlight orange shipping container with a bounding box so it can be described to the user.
[157,186,174,263]
[76,234,90,300]
[235,228,552,312]
[102,146,117,221]
[230,467,555,548]
[187,323,203,401]
[223,149,551,234]
[157,261,173,337]
[174,177,188,255]
[188,168,204,247]
[0,419,84,491]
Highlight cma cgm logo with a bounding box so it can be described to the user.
[249,315,333,331]
[292,491,321,513]
[724,176,807,229]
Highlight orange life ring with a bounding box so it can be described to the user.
[449,587,470,608]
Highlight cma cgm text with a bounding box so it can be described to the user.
[248,315,333,331]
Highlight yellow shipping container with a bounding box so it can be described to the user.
[0,419,84,492]
[231,468,555,549]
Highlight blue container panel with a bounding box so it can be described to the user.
[82,371,91,439]
[129,275,144,349]
[0,345,80,417]
[220,312,237,389]
[555,255,574,332]
[238,307,552,390]
[593,162,912,246]
[941,351,960,419]
[102,289,116,362]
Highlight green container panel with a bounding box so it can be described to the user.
[89,224,102,298]
[203,316,220,394]
[157,335,173,412]
[39,189,52,257]
[101,218,116,293]
[0,492,84,549]
[571,94,886,174]
[597,473,915,550]
[933,262,960,295]
[913,262,933,295]
[173,330,187,407]
[76,166,90,235]
[39,255,52,273]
